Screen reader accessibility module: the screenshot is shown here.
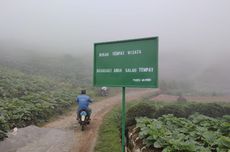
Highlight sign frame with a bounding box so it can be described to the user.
[93,37,158,88]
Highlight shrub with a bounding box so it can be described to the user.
[223,106,230,115]
[154,104,188,118]
[0,116,9,141]
[189,103,226,118]
[154,103,229,119]
[126,102,155,126]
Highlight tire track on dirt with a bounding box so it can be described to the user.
[44,89,154,152]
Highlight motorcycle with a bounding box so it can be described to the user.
[78,109,90,131]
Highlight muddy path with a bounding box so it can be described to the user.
[45,89,154,152]
[0,89,154,152]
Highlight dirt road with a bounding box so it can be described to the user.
[0,89,154,152]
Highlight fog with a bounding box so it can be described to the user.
[0,0,230,94]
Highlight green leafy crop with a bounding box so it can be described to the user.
[136,114,230,152]
[0,66,81,140]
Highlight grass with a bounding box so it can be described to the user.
[94,100,165,152]
[94,108,121,152]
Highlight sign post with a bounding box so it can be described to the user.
[94,37,158,152]
[122,87,126,152]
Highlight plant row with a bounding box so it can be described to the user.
[0,66,80,140]
[126,102,230,126]
[136,114,230,152]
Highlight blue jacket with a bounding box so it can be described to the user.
[76,95,92,110]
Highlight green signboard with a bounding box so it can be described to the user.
[94,37,158,88]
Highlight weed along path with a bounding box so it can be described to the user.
[0,89,154,152]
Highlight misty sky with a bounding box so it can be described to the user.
[0,0,230,90]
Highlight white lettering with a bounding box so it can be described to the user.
[125,68,137,73]
[99,52,109,57]
[139,67,154,72]
[96,68,112,73]
[142,78,152,82]
[113,68,122,72]
[127,50,142,55]
[112,51,125,56]
[133,79,141,82]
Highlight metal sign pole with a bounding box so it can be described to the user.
[121,87,126,152]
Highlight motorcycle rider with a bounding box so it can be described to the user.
[76,89,92,120]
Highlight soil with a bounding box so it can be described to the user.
[0,89,154,152]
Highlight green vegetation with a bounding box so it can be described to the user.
[154,102,229,119]
[126,102,156,126]
[96,101,230,151]
[0,116,8,140]
[136,114,230,152]
[126,101,230,122]
[95,109,121,152]
[0,65,82,140]
[125,101,230,152]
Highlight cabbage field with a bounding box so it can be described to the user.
[0,65,80,140]
[127,102,230,152]
[136,114,230,152]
